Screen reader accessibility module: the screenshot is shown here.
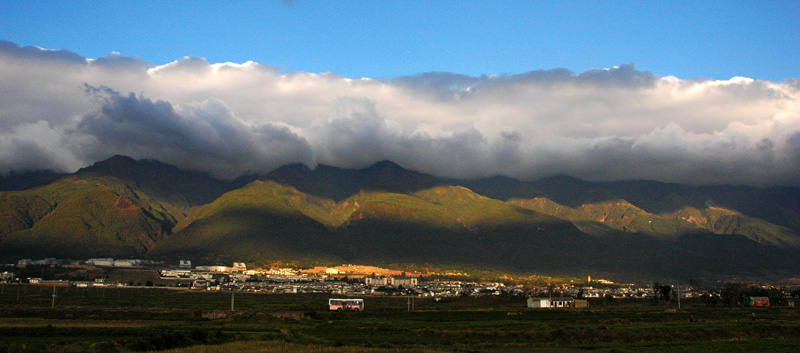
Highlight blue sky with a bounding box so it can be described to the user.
[1,0,797,81]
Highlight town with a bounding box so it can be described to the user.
[2,257,795,308]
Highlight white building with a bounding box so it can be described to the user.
[1,271,14,282]
[160,269,192,278]
[87,258,114,267]
[195,265,230,273]
[527,297,578,308]
[390,277,418,287]
[112,259,141,267]
[365,277,389,286]
[527,298,550,308]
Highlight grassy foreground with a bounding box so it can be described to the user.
[2,286,800,352]
[156,340,449,353]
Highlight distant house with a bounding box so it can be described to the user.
[232,262,247,272]
[179,260,192,268]
[527,297,586,309]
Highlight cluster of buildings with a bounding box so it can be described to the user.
[86,258,142,267]
[16,258,144,268]
[7,258,784,306]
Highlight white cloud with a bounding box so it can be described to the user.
[1,41,799,186]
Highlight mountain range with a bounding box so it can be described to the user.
[2,155,799,283]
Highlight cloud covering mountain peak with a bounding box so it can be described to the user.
[1,41,799,186]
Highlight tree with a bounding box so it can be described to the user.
[652,282,661,303]
[659,285,672,302]
[720,283,745,307]
[604,293,615,305]
[768,286,786,306]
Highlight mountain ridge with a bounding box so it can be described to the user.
[2,155,800,282]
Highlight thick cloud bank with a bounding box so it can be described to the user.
[1,41,799,186]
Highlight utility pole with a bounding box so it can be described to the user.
[231,291,235,311]
[51,286,56,308]
[677,283,681,310]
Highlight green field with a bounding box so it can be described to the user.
[2,285,800,352]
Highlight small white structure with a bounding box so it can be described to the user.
[232,262,247,272]
[112,259,141,267]
[1,271,14,282]
[195,265,231,273]
[93,278,115,287]
[179,260,192,268]
[160,269,192,278]
[87,258,114,267]
[527,297,550,308]
[527,297,577,308]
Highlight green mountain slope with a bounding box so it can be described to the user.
[665,207,800,249]
[159,183,607,275]
[174,180,335,231]
[330,189,466,230]
[414,186,565,231]
[599,181,800,233]
[329,188,598,274]
[76,155,234,218]
[152,181,339,265]
[259,160,443,201]
[0,177,173,258]
[511,196,800,249]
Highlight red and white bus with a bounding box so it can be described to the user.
[746,297,770,307]
[328,298,364,312]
